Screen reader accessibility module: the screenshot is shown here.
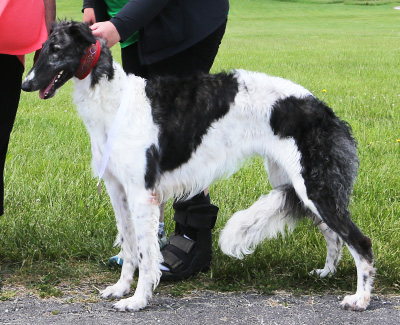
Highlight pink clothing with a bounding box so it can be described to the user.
[0,0,48,56]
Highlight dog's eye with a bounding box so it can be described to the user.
[49,44,62,53]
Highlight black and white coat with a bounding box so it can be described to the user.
[22,21,374,312]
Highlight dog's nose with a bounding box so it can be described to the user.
[21,69,36,92]
[21,80,33,92]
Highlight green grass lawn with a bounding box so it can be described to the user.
[1,0,399,298]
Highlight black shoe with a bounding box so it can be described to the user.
[160,193,218,281]
[160,231,212,281]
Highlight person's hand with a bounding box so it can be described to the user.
[83,8,96,25]
[90,21,120,48]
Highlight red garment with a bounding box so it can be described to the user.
[0,0,47,57]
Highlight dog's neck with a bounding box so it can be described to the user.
[75,40,101,80]
[76,38,115,87]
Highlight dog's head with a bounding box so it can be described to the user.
[22,21,97,99]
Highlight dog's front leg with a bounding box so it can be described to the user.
[113,189,162,311]
[100,176,137,299]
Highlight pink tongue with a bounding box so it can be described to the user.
[39,75,57,99]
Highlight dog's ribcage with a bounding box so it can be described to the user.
[74,64,311,201]
[158,71,313,200]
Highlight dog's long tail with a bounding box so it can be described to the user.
[219,186,307,259]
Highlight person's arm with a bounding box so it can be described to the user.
[34,0,56,63]
[110,0,170,41]
[83,8,96,25]
[90,0,170,47]
[82,0,97,25]
[83,0,95,8]
[43,0,56,35]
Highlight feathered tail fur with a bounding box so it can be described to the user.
[219,186,307,259]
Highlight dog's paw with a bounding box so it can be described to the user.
[340,294,370,312]
[113,296,148,312]
[100,282,130,299]
[309,268,333,278]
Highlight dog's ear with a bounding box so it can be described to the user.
[69,21,96,45]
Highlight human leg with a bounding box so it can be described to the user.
[145,21,227,279]
[0,55,24,216]
[111,22,227,279]
[160,192,219,280]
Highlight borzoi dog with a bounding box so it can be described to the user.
[22,21,375,312]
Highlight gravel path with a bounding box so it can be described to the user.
[1,291,400,325]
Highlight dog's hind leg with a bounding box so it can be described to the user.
[290,158,374,311]
[265,140,374,311]
[312,208,374,311]
[290,181,374,310]
[341,242,375,311]
[113,188,162,311]
[309,214,343,278]
[290,175,374,310]
[100,176,137,299]
[266,158,344,278]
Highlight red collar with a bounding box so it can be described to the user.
[74,40,101,80]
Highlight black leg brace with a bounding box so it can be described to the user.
[161,192,219,280]
[173,192,218,240]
